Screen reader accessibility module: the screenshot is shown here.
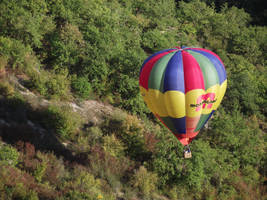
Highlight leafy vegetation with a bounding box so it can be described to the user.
[0,0,266,199]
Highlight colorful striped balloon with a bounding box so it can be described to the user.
[139,47,227,146]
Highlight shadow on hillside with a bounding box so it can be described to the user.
[0,95,89,165]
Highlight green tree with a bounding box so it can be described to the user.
[0,0,55,48]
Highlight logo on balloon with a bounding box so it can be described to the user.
[190,93,217,111]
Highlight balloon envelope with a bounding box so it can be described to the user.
[139,47,227,145]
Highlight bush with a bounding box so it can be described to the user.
[43,105,82,139]
[0,162,55,199]
[12,183,39,200]
[0,56,8,70]
[149,134,184,187]
[101,110,127,134]
[27,69,71,100]
[131,166,158,198]
[36,151,65,186]
[0,36,32,70]
[0,81,14,97]
[63,168,103,200]
[45,70,71,100]
[33,162,47,183]
[103,134,125,158]
[102,112,152,162]
[87,126,103,146]
[89,145,132,185]
[71,76,92,99]
[0,144,19,166]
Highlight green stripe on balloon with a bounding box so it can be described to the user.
[148,52,176,92]
[194,111,214,132]
[186,50,220,90]
[160,116,178,134]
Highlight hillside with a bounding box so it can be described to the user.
[0,0,266,199]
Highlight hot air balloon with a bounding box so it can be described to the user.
[139,46,227,156]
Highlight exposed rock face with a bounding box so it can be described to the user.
[0,75,116,160]
[9,74,115,126]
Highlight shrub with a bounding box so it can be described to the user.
[101,110,127,134]
[103,134,125,158]
[0,56,8,70]
[0,81,14,97]
[46,23,85,73]
[81,126,103,147]
[89,145,132,182]
[24,70,49,96]
[0,163,56,199]
[102,112,153,162]
[36,151,65,186]
[12,183,39,200]
[73,171,101,193]
[0,36,32,69]
[131,166,158,198]
[45,69,71,100]
[89,126,103,142]
[43,105,82,139]
[63,167,104,200]
[33,162,47,183]
[0,144,19,166]
[165,186,195,200]
[71,76,92,99]
[26,69,71,100]
[149,133,184,187]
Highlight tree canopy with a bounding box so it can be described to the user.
[0,0,266,199]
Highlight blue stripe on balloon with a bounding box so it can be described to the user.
[171,117,186,134]
[204,110,215,124]
[189,50,226,84]
[139,48,177,75]
[163,51,185,93]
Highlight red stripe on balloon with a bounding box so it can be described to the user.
[182,51,205,93]
[175,131,199,146]
[139,50,175,89]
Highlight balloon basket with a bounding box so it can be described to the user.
[183,145,192,158]
[184,151,192,158]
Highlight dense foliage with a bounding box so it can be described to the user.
[0,0,266,199]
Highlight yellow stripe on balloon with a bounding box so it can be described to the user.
[213,80,227,110]
[202,84,220,114]
[141,89,166,116]
[148,89,169,116]
[140,86,153,112]
[140,86,158,114]
[164,90,185,118]
[185,89,205,117]
[141,81,226,118]
[140,86,185,118]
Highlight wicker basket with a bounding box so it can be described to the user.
[184,151,192,158]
